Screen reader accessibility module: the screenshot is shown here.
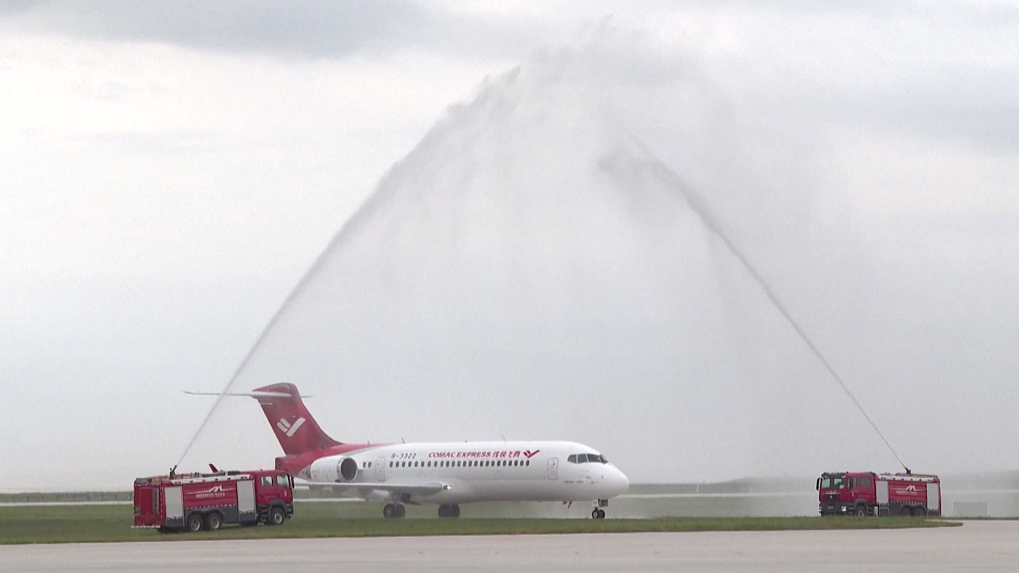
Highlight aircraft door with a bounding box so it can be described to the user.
[375,458,386,481]
[547,458,559,481]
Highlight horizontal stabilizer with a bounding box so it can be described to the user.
[182,390,315,399]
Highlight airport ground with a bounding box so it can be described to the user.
[2,521,1016,572]
[0,501,956,545]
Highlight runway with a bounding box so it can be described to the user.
[5,521,1018,572]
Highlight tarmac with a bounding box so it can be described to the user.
[4,521,1017,572]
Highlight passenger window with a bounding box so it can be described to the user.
[389,462,393,468]
[526,460,530,467]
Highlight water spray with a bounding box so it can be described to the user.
[647,160,910,474]
[174,199,379,469]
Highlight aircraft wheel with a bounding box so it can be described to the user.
[450,504,461,518]
[592,509,606,519]
[395,504,406,518]
[438,504,449,518]
[383,503,396,519]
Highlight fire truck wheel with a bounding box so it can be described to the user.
[269,506,286,526]
[204,512,223,531]
[187,513,204,532]
[900,506,912,517]
[912,506,927,518]
[854,505,868,517]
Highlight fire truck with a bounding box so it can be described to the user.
[133,467,294,532]
[816,471,941,517]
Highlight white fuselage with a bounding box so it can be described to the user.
[302,440,629,505]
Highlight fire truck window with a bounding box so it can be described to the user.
[861,478,872,488]
[276,475,289,488]
[820,476,846,489]
[848,478,855,489]
[261,476,272,487]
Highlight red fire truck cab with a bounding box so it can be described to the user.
[134,468,294,532]
[816,471,941,517]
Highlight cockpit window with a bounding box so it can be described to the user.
[568,453,608,464]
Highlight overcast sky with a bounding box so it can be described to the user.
[2,1,1018,491]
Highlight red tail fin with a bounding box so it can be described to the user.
[252,383,341,455]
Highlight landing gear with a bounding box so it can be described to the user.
[591,509,606,519]
[383,503,406,519]
[438,504,461,518]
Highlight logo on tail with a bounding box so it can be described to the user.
[277,417,306,438]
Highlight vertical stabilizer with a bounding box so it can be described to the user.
[251,383,341,455]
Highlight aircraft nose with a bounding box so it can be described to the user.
[607,466,630,496]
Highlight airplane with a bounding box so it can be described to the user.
[187,382,629,519]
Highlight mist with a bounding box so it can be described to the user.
[2,6,1017,492]
[183,26,1019,485]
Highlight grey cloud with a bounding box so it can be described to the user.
[0,0,444,58]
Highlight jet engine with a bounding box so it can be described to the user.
[309,455,359,483]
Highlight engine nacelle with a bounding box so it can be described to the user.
[309,455,359,483]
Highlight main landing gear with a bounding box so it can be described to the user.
[383,503,406,519]
[438,504,461,518]
[591,509,606,519]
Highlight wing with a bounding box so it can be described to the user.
[300,481,452,497]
